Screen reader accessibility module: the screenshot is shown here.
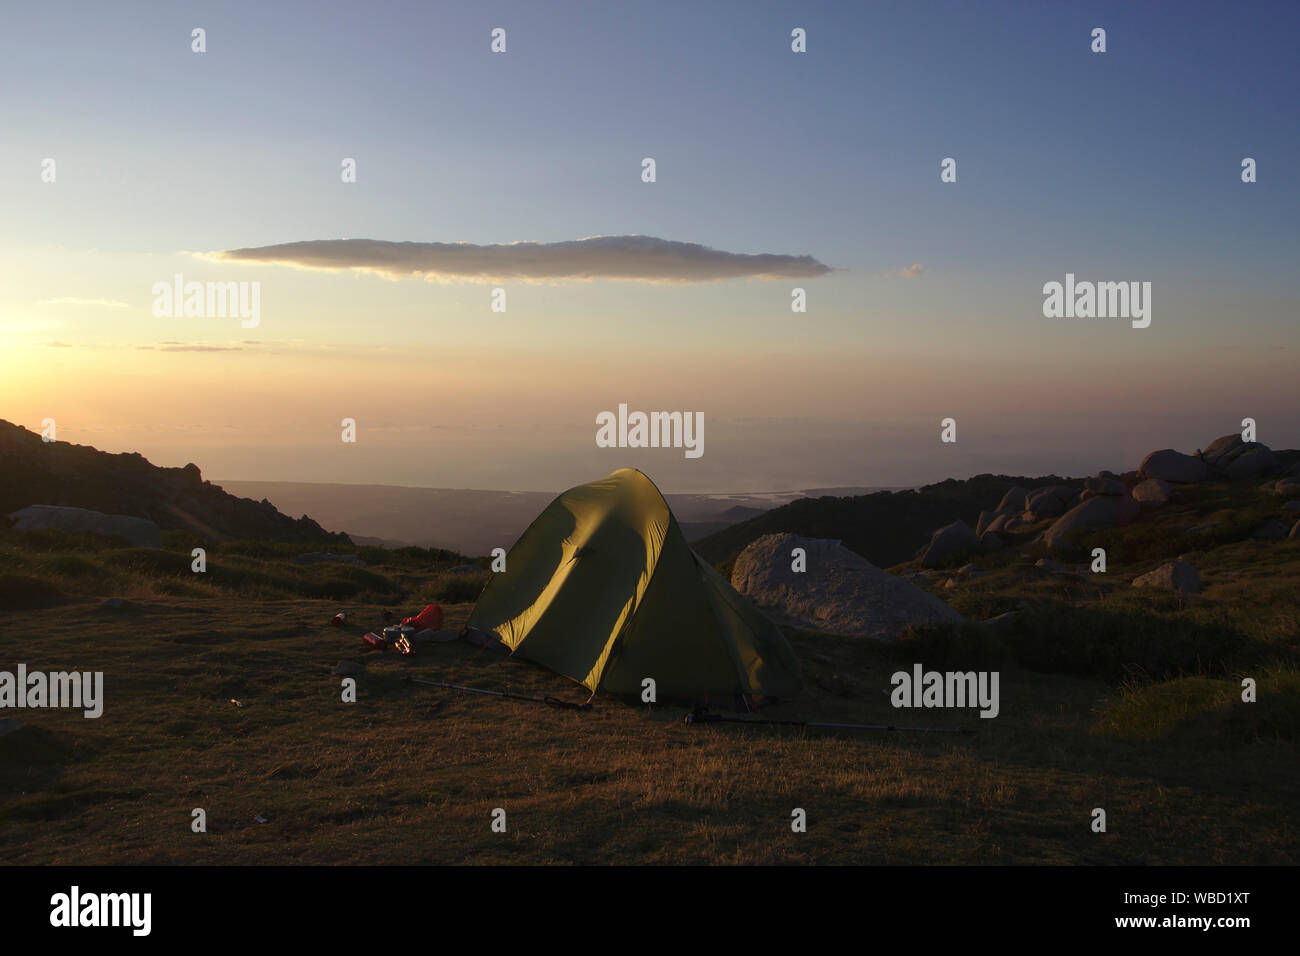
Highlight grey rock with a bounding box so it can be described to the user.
[1025,486,1076,520]
[1225,447,1276,479]
[1281,501,1300,513]
[7,504,162,548]
[731,533,962,641]
[1044,494,1140,551]
[1035,558,1070,573]
[919,520,981,568]
[332,660,365,676]
[996,486,1029,512]
[1131,477,1173,508]
[979,531,1003,552]
[1138,449,1210,484]
[1084,475,1125,496]
[1270,478,1300,496]
[1200,434,1245,469]
[976,509,1006,536]
[985,511,1022,534]
[1132,560,1202,594]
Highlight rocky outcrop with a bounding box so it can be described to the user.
[1199,435,1277,479]
[1139,449,1210,484]
[1132,560,1202,594]
[7,504,162,547]
[996,487,1029,512]
[1131,478,1173,508]
[0,420,349,545]
[1024,486,1077,520]
[1043,494,1140,551]
[732,533,961,641]
[1083,474,1124,497]
[1268,477,1300,496]
[918,520,980,568]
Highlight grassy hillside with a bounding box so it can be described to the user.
[0,528,485,611]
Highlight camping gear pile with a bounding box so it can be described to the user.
[343,604,457,656]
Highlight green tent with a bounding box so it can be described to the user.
[466,468,802,701]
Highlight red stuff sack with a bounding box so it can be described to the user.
[401,604,443,631]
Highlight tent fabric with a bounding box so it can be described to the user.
[466,467,802,700]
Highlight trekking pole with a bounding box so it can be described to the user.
[683,707,971,734]
[405,676,592,711]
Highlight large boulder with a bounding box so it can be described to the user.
[1199,435,1276,479]
[7,504,162,547]
[1138,449,1210,484]
[731,533,962,641]
[1044,494,1140,551]
[1084,474,1124,496]
[1225,446,1276,479]
[1131,477,1174,508]
[1272,477,1300,496]
[985,511,1024,534]
[1024,486,1076,520]
[996,486,1029,512]
[975,509,1005,536]
[1131,560,1202,594]
[1200,434,1245,470]
[918,520,980,568]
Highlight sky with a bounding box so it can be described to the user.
[1,0,1297,492]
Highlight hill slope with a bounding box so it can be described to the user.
[0,420,348,545]
[694,474,1075,570]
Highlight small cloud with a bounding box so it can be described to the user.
[881,263,924,279]
[45,341,73,348]
[38,297,131,309]
[157,344,243,352]
[206,235,831,283]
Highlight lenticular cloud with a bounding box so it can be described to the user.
[210,235,830,283]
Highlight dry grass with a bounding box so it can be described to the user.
[1,596,1295,865]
